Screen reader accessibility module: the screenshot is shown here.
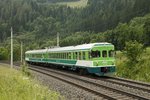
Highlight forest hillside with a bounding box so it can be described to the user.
[0,0,150,59]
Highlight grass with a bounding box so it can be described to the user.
[0,64,64,100]
[58,0,88,8]
[116,47,150,82]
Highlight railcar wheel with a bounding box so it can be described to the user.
[79,69,88,75]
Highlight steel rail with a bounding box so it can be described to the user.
[29,67,116,100]
[29,66,149,100]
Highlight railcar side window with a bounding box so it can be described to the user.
[83,52,86,60]
[66,53,67,59]
[73,52,75,59]
[49,54,50,58]
[102,51,107,57]
[60,53,61,58]
[68,53,69,59]
[66,53,68,59]
[91,50,100,58]
[75,52,77,59]
[56,53,58,58]
[37,54,40,58]
[79,52,81,60]
[33,54,35,58]
[64,53,66,59]
[69,52,71,59]
[62,53,64,59]
[52,53,54,58]
[89,52,91,59]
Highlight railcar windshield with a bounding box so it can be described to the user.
[102,50,107,57]
[90,49,115,58]
[109,50,115,57]
[91,50,100,58]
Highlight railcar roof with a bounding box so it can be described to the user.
[26,42,113,54]
[26,49,47,54]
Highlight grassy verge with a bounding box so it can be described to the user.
[0,64,64,100]
[58,0,88,8]
[116,47,150,82]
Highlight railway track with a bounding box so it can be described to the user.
[103,76,150,93]
[0,62,150,99]
[29,65,150,100]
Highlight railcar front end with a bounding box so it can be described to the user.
[74,44,116,76]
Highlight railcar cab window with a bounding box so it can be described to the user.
[89,52,91,59]
[102,50,107,57]
[109,50,115,57]
[91,50,100,58]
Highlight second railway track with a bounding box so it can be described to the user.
[29,65,150,100]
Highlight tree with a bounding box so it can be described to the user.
[117,41,145,78]
[124,41,144,64]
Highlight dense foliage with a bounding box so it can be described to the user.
[0,47,9,60]
[37,0,80,3]
[116,41,150,82]
[0,0,150,42]
[124,41,144,63]
[0,0,150,60]
[60,14,150,50]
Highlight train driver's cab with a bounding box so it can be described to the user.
[91,49,115,59]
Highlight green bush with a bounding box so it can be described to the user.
[124,40,144,63]
[21,62,31,76]
[116,42,150,82]
[0,47,9,60]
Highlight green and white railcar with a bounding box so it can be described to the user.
[25,43,116,76]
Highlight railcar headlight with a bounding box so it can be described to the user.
[96,62,98,66]
[111,62,115,65]
[94,62,98,66]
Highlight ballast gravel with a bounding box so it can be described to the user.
[32,71,103,100]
